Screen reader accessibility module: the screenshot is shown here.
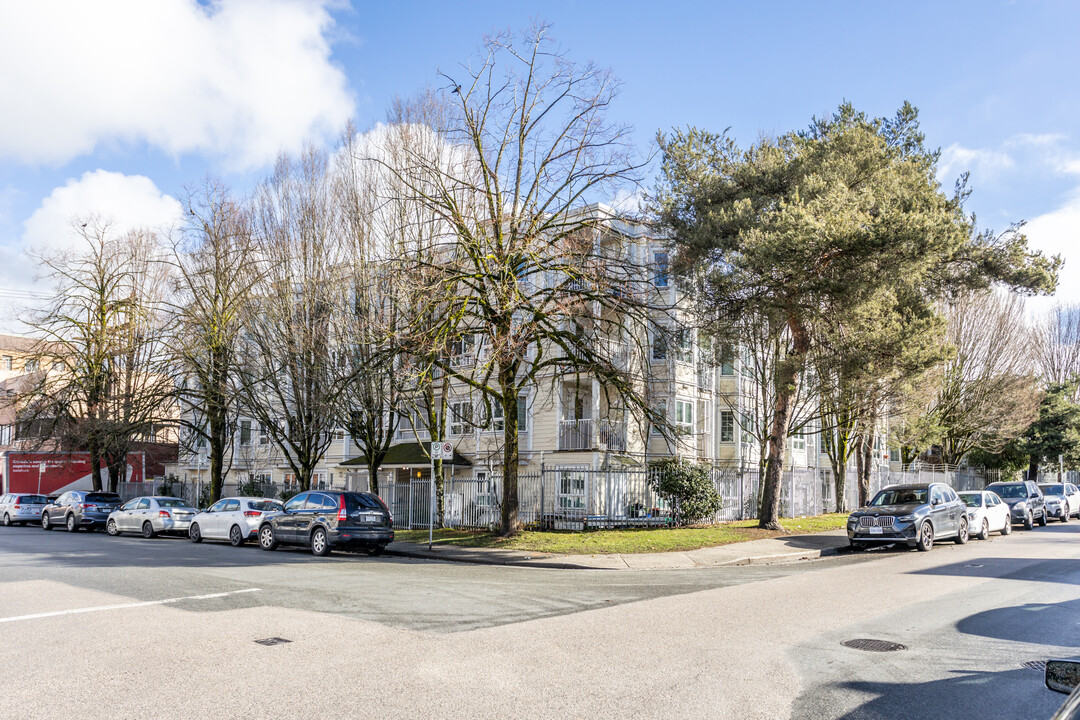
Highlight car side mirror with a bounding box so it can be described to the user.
[1046,660,1080,694]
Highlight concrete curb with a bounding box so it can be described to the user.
[384,540,850,570]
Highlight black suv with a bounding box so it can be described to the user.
[42,491,123,532]
[258,490,393,556]
[986,480,1047,529]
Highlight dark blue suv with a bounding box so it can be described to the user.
[257,490,393,556]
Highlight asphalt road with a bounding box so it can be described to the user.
[1,519,1077,718]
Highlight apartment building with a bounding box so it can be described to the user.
[169,204,849,497]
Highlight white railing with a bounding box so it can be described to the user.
[557,418,626,452]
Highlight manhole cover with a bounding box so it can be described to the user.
[254,637,292,646]
[962,564,984,568]
[841,638,907,652]
[1022,660,1047,671]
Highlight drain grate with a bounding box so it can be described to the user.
[1022,660,1047,671]
[841,638,907,652]
[254,637,292,646]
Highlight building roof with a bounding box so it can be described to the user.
[0,334,41,353]
[338,442,472,468]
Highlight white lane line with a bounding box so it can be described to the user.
[0,588,261,624]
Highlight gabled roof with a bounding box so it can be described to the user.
[338,441,472,468]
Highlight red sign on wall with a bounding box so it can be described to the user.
[3,452,145,495]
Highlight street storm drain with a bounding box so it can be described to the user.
[841,638,907,652]
[1022,660,1047,672]
[254,637,292,646]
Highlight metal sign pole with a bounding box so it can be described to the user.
[37,461,45,495]
[429,445,436,550]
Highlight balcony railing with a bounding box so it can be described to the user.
[557,418,627,452]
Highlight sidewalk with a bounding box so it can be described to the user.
[383,528,851,570]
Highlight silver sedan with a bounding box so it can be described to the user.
[107,496,197,538]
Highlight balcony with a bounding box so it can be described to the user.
[557,418,627,452]
[565,337,628,370]
[696,364,713,390]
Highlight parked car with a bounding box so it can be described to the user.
[41,490,123,532]
[957,490,1012,539]
[1039,483,1080,522]
[1045,659,1080,719]
[106,496,197,538]
[257,490,393,556]
[986,480,1047,529]
[0,493,49,526]
[189,497,283,546]
[846,483,969,552]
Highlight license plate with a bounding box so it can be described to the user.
[868,526,883,535]
[362,514,381,523]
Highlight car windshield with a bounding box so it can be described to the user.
[870,488,927,506]
[18,495,48,504]
[344,492,384,511]
[248,500,282,512]
[156,498,192,508]
[86,493,120,503]
[1040,484,1066,496]
[990,484,1026,499]
[959,493,983,508]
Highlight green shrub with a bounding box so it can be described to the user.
[157,475,178,497]
[648,458,722,526]
[279,488,299,502]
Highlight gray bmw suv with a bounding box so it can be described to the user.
[847,483,970,552]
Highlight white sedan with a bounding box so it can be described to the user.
[958,490,1012,540]
[1039,483,1080,522]
[188,496,283,546]
[107,496,197,538]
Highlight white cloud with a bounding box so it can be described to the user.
[1023,189,1080,317]
[938,143,1014,183]
[0,0,354,169]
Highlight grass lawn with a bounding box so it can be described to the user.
[391,513,848,555]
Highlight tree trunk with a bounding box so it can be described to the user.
[89,441,103,492]
[759,316,810,530]
[858,435,873,507]
[499,368,521,536]
[367,460,380,495]
[1028,454,1041,482]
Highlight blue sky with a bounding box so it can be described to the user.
[1,0,1078,320]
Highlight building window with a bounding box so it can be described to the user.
[651,402,667,435]
[491,393,529,433]
[653,251,669,288]
[675,400,694,434]
[557,469,586,511]
[720,345,735,376]
[2,356,11,371]
[239,420,252,446]
[258,422,269,445]
[24,359,38,373]
[450,401,473,436]
[720,410,735,443]
[674,327,694,364]
[791,434,806,452]
[651,326,668,361]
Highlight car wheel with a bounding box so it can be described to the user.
[189,523,202,543]
[916,522,934,551]
[258,525,277,551]
[954,517,969,545]
[310,527,330,556]
[979,518,990,540]
[365,545,384,556]
[41,513,52,531]
[1024,512,1034,530]
[66,514,79,532]
[1002,516,1012,535]
[228,525,244,547]
[2,513,10,527]
[849,540,865,552]
[1038,510,1048,527]
[106,518,119,536]
[1061,509,1070,523]
[142,521,156,539]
